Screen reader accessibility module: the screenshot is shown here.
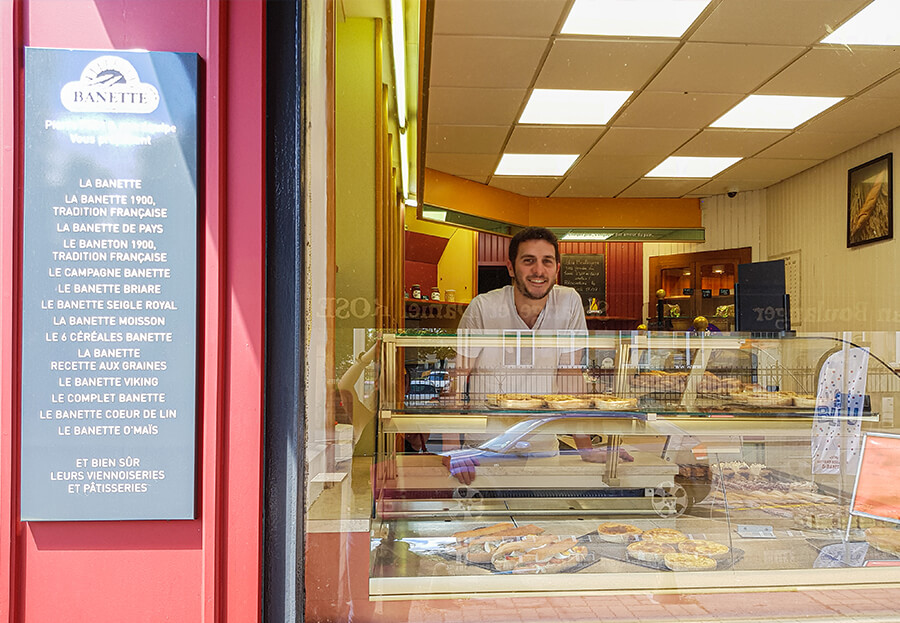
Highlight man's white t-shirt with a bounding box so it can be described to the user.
[455,284,588,452]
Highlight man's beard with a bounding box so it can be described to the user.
[513,271,555,300]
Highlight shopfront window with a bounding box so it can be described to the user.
[302,1,900,621]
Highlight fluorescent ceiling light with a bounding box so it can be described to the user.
[561,232,613,241]
[422,208,447,221]
[562,0,713,38]
[495,153,578,176]
[711,94,843,130]
[822,0,900,45]
[646,156,740,178]
[519,89,632,125]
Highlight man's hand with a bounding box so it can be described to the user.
[442,454,480,484]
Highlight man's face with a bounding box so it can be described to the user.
[507,239,559,301]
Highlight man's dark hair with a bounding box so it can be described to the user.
[508,226,560,265]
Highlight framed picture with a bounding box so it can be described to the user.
[847,153,893,248]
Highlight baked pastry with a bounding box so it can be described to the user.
[497,394,544,410]
[591,395,638,411]
[626,541,675,563]
[677,539,730,560]
[542,394,592,410]
[597,522,643,543]
[452,522,515,544]
[462,525,546,563]
[491,536,581,571]
[792,395,817,408]
[664,552,717,571]
[641,528,687,544]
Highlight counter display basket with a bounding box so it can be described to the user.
[370,331,900,599]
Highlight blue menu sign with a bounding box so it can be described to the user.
[21,48,198,520]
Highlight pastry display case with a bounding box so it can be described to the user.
[370,331,900,598]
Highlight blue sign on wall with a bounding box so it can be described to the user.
[21,48,198,520]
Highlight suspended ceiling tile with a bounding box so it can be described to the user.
[427,87,527,125]
[803,97,900,136]
[688,179,772,196]
[551,176,636,198]
[758,46,900,97]
[859,71,900,98]
[488,176,562,197]
[430,35,549,88]
[432,0,569,37]
[756,130,876,160]
[647,42,803,94]
[569,153,664,179]
[617,178,706,198]
[613,91,743,129]
[425,152,500,178]
[722,157,823,181]
[689,0,870,46]
[460,174,490,184]
[590,127,697,157]
[505,126,602,154]
[535,39,678,91]
[427,124,510,153]
[675,129,790,157]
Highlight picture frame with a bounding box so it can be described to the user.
[847,153,893,248]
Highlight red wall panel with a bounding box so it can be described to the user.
[2,2,265,622]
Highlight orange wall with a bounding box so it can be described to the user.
[1,2,265,622]
[424,168,701,229]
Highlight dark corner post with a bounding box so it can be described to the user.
[264,0,305,621]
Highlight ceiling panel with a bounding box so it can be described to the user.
[689,0,871,46]
[535,39,679,90]
[618,178,706,198]
[428,124,510,153]
[647,43,804,94]
[551,177,637,198]
[612,91,743,129]
[426,87,526,126]
[687,179,773,196]
[432,0,569,37]
[859,71,900,98]
[590,127,698,157]
[505,126,602,154]
[488,177,562,197]
[425,152,499,178]
[569,153,665,179]
[429,35,549,88]
[675,129,791,157]
[722,157,824,180]
[802,97,900,136]
[758,46,900,96]
[756,130,877,160]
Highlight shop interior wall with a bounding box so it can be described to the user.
[0,1,265,622]
[404,205,476,303]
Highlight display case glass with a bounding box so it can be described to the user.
[368,331,900,598]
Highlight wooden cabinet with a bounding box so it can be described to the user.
[649,247,751,331]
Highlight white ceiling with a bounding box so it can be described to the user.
[423,0,900,198]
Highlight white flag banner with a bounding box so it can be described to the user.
[812,347,869,474]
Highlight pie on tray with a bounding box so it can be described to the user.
[597,522,643,543]
[542,394,592,410]
[641,528,687,544]
[626,541,675,563]
[677,539,730,560]
[495,394,544,409]
[591,395,639,411]
[664,552,717,571]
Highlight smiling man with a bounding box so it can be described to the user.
[443,227,631,484]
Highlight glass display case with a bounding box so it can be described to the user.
[370,331,900,598]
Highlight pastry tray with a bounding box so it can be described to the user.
[807,538,900,568]
[578,533,744,571]
[434,535,604,574]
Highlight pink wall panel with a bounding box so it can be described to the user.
[2,2,265,622]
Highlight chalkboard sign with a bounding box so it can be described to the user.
[560,254,606,314]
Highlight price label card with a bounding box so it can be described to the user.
[719,288,730,296]
[701,289,712,298]
[737,524,775,538]
[682,288,693,296]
